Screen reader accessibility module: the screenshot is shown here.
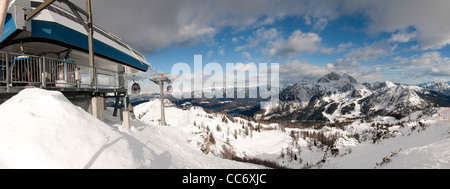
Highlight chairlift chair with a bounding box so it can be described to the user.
[131,76,141,94]
[10,55,38,86]
[54,60,77,88]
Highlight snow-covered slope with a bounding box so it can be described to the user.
[1,88,449,169]
[321,109,450,169]
[0,88,260,169]
[133,99,294,162]
[134,97,450,169]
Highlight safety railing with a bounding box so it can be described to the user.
[0,51,125,91]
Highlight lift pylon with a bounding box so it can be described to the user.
[150,73,171,126]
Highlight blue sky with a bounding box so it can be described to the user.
[78,0,450,92]
[147,13,450,85]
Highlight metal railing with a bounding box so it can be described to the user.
[0,51,125,91]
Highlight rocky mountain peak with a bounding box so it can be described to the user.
[317,72,342,83]
[342,73,358,84]
[317,72,358,84]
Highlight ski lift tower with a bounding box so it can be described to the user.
[150,73,171,126]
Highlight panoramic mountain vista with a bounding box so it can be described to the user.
[1,0,450,177]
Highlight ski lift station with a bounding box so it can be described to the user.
[0,0,153,127]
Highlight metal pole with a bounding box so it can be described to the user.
[113,95,120,117]
[86,0,96,90]
[123,69,128,111]
[159,79,166,126]
[6,53,9,92]
[42,57,46,89]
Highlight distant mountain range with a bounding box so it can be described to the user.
[261,72,450,123]
[418,81,450,96]
[125,73,450,122]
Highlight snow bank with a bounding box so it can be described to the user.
[0,88,259,169]
[0,88,134,168]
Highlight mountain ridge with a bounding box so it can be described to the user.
[262,72,450,123]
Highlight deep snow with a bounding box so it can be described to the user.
[0,88,260,169]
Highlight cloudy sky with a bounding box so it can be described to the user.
[69,0,450,90]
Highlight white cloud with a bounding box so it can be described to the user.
[431,68,440,73]
[279,60,332,82]
[388,30,417,43]
[353,0,450,50]
[320,42,353,54]
[326,63,335,69]
[68,0,311,54]
[231,36,244,43]
[335,57,361,67]
[320,47,335,55]
[346,43,390,62]
[401,51,450,66]
[207,50,214,58]
[235,27,281,52]
[390,51,450,78]
[242,51,252,60]
[334,41,392,68]
[430,67,450,77]
[312,17,329,31]
[269,30,322,58]
[218,49,225,56]
[65,0,450,55]
[338,42,354,50]
[345,69,384,83]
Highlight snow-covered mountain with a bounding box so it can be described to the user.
[419,82,450,96]
[279,72,361,103]
[262,72,450,123]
